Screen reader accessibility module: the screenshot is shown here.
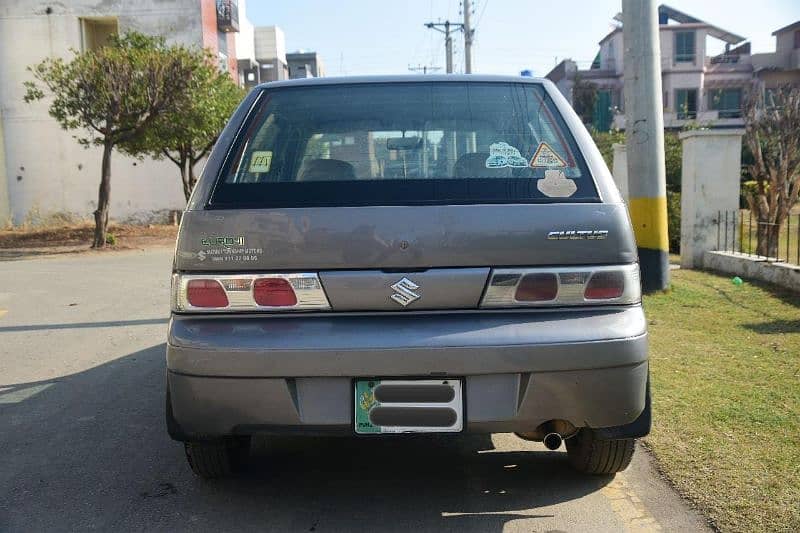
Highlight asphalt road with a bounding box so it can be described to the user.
[0,248,711,532]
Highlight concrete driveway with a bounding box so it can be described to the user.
[0,248,710,532]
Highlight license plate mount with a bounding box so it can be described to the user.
[354,379,463,434]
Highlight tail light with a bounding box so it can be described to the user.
[186,279,229,308]
[584,271,625,300]
[172,273,329,312]
[515,273,558,302]
[253,278,298,307]
[481,264,640,308]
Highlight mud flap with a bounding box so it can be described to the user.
[593,377,651,440]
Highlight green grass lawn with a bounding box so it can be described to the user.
[644,269,800,532]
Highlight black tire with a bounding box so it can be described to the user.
[184,437,250,479]
[566,429,635,474]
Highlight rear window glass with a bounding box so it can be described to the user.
[210,82,599,208]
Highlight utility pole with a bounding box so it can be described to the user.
[622,0,669,292]
[424,20,463,74]
[462,0,474,73]
[408,64,442,75]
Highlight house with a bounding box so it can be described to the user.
[287,51,325,79]
[0,0,246,225]
[753,21,800,93]
[546,5,800,131]
[0,0,323,225]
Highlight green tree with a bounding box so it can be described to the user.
[572,75,598,125]
[23,32,197,247]
[663,131,682,193]
[123,49,244,200]
[590,128,625,168]
[743,85,800,257]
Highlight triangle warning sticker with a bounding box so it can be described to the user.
[529,142,567,168]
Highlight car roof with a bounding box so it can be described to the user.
[255,74,548,90]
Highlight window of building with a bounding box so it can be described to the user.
[218,52,228,73]
[794,30,800,49]
[675,89,697,119]
[217,31,228,56]
[675,31,696,63]
[80,17,119,52]
[708,88,743,118]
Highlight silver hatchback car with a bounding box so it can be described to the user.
[167,75,649,478]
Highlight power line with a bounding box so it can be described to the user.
[474,0,489,30]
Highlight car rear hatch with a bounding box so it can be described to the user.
[173,79,637,313]
[175,204,635,311]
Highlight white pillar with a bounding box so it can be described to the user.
[679,129,745,269]
[611,143,628,201]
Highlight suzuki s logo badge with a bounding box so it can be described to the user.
[390,277,421,307]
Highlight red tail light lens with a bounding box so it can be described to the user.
[173,273,329,312]
[186,279,229,308]
[515,273,558,301]
[481,265,639,308]
[584,271,625,299]
[253,278,298,307]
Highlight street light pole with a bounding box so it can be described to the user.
[622,0,669,292]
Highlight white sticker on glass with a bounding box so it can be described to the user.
[529,142,567,168]
[537,169,577,198]
[249,151,273,173]
[485,142,529,168]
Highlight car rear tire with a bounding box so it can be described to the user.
[566,429,635,474]
[184,437,250,479]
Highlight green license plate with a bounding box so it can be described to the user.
[354,379,463,434]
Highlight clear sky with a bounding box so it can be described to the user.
[243,0,800,77]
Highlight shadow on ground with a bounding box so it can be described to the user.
[741,318,800,334]
[0,343,613,532]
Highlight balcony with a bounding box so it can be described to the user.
[216,0,239,33]
[710,54,739,65]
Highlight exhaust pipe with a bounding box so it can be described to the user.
[543,432,563,450]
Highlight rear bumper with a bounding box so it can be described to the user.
[167,307,648,439]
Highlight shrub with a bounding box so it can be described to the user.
[589,128,625,169]
[667,191,681,253]
[590,129,682,193]
[664,132,682,193]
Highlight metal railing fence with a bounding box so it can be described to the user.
[715,210,800,266]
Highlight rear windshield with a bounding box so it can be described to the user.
[210,82,599,208]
